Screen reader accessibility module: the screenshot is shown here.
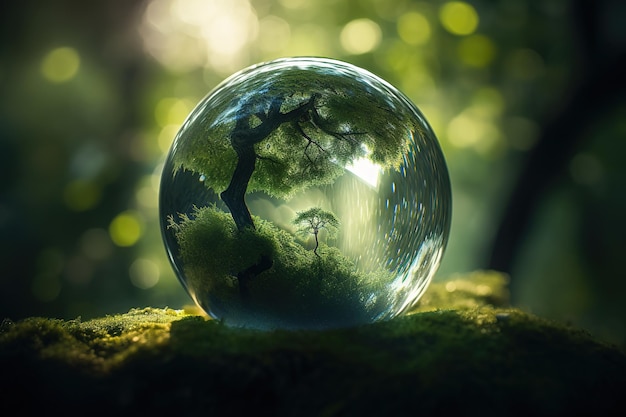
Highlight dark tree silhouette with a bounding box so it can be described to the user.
[170,64,414,295]
[221,94,341,230]
[171,68,412,232]
[210,92,370,295]
[487,0,626,278]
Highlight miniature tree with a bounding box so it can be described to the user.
[220,94,344,231]
[293,207,340,257]
[172,72,412,232]
[169,68,413,293]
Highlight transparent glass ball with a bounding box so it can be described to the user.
[159,57,451,330]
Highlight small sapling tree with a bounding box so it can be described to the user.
[293,207,339,257]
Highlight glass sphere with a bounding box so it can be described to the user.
[159,57,451,330]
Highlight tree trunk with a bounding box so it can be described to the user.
[221,145,256,230]
[313,231,320,257]
[221,95,316,231]
[237,254,273,300]
[221,95,318,296]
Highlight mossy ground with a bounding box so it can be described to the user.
[168,206,394,329]
[1,271,625,416]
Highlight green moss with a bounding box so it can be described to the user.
[0,307,185,375]
[1,272,625,416]
[169,205,394,328]
[411,269,511,312]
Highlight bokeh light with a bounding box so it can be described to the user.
[439,1,479,36]
[109,211,144,247]
[457,34,496,67]
[129,258,160,289]
[340,18,382,54]
[41,47,80,83]
[2,0,624,346]
[397,11,431,46]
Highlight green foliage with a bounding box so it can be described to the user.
[171,62,412,200]
[293,206,340,255]
[167,206,277,296]
[293,207,339,238]
[168,205,393,327]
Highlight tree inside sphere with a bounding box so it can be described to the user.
[160,57,452,330]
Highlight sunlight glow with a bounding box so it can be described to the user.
[154,97,194,127]
[446,108,502,155]
[140,0,258,74]
[158,125,180,153]
[258,15,291,53]
[286,24,331,56]
[346,157,381,188]
[340,19,382,55]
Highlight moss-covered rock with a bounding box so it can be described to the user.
[1,272,624,416]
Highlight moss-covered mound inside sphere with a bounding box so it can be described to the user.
[1,271,625,416]
[168,205,393,328]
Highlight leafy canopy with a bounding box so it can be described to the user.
[293,207,339,239]
[171,62,414,199]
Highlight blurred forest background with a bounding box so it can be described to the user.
[1,0,625,346]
